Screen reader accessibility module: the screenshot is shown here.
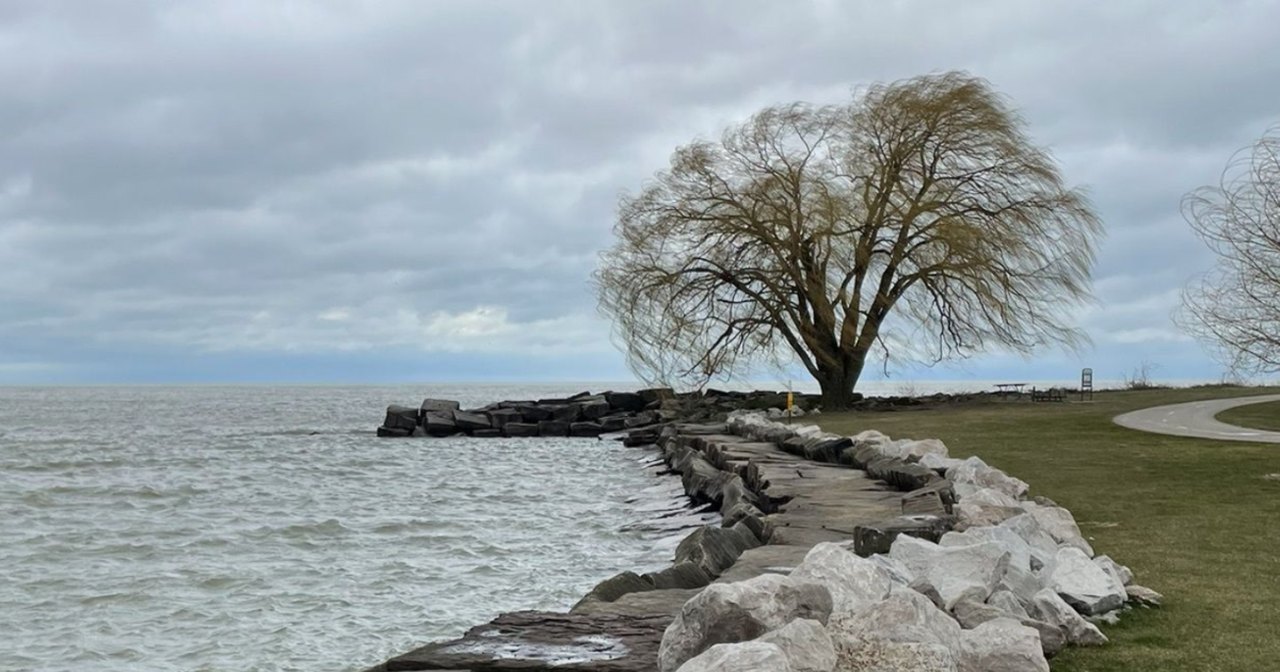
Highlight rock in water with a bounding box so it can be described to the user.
[606,391,647,413]
[420,398,461,414]
[382,405,419,431]
[538,420,570,437]
[422,411,460,437]
[570,421,604,437]
[503,422,540,437]
[452,410,492,432]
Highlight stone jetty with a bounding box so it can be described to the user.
[363,408,1159,671]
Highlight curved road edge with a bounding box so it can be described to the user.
[1113,394,1280,443]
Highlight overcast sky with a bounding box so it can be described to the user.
[2,0,1278,387]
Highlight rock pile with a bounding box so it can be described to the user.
[375,389,677,438]
[657,412,1162,672]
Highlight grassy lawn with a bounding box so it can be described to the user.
[1216,398,1280,432]
[816,386,1280,672]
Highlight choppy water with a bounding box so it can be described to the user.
[0,385,715,672]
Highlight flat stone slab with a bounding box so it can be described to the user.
[379,610,670,671]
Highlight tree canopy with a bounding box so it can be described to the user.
[1179,126,1280,374]
[596,72,1102,408]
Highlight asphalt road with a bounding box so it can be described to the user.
[1113,394,1280,443]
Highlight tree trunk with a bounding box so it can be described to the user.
[816,356,866,411]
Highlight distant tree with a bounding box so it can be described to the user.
[595,72,1102,409]
[1179,127,1280,375]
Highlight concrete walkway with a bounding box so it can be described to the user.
[1113,394,1280,443]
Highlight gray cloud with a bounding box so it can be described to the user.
[2,0,1279,379]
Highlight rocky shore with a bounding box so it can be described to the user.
[362,403,1160,671]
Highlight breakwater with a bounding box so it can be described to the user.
[363,406,1161,671]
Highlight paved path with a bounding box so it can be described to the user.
[1113,394,1280,443]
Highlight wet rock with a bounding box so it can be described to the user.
[574,571,655,608]
[853,515,954,557]
[674,641,791,672]
[643,562,713,590]
[546,404,582,422]
[422,411,460,437]
[1045,547,1126,615]
[469,428,502,438]
[419,398,461,414]
[484,407,522,431]
[578,399,612,420]
[376,425,412,437]
[600,415,630,433]
[452,410,492,432]
[757,618,836,672]
[538,420,571,437]
[383,610,669,672]
[639,387,676,404]
[504,422,540,437]
[958,618,1049,672]
[383,405,420,431]
[570,421,604,437]
[516,404,555,423]
[606,391,647,413]
[657,573,833,672]
[674,522,762,578]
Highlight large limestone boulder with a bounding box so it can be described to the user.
[674,641,792,672]
[888,535,1011,609]
[950,596,1065,657]
[658,574,833,672]
[953,487,1024,530]
[1026,588,1108,646]
[827,588,964,662]
[1022,501,1094,556]
[383,405,420,431]
[997,514,1061,570]
[957,618,1049,672]
[940,524,1044,574]
[946,457,1029,500]
[1045,547,1126,615]
[1094,554,1133,586]
[882,438,949,461]
[757,618,836,672]
[789,543,892,621]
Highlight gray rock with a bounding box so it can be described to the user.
[1094,554,1134,586]
[503,422,540,437]
[757,618,835,672]
[469,428,502,438]
[833,640,956,671]
[383,404,420,431]
[484,407,522,431]
[675,523,762,578]
[515,404,554,423]
[826,588,964,659]
[452,410,492,431]
[419,398,460,414]
[853,515,954,557]
[422,411,460,437]
[657,573,833,672]
[570,421,604,437]
[643,562,713,590]
[574,571,654,608]
[545,404,581,422]
[945,456,1029,500]
[1045,546,1125,615]
[951,597,1065,657]
[1022,502,1094,556]
[606,391,648,413]
[376,425,412,437]
[577,399,612,420]
[673,641,791,672]
[1126,584,1164,607]
[639,387,676,404]
[537,420,570,437]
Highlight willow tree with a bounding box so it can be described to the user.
[596,72,1101,408]
[1178,127,1280,374]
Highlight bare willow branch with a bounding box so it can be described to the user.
[1177,126,1280,374]
[595,71,1102,408]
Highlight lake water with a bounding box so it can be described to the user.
[0,384,718,672]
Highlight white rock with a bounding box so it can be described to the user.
[919,453,965,473]
[1027,588,1108,646]
[993,563,1046,603]
[758,619,836,672]
[833,640,957,671]
[1126,584,1164,607]
[868,553,914,586]
[946,457,1029,500]
[940,526,1035,574]
[951,596,1066,658]
[851,429,891,445]
[658,574,833,672]
[1022,502,1094,556]
[985,590,1030,619]
[996,514,1060,570]
[1094,554,1133,586]
[827,587,964,655]
[898,438,949,459]
[957,618,1049,672]
[790,543,892,621]
[675,641,792,672]
[1045,546,1125,615]
[888,535,1011,609]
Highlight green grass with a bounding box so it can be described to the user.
[815,386,1280,672]
[1215,399,1280,432]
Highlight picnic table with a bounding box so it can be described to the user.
[994,382,1027,398]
